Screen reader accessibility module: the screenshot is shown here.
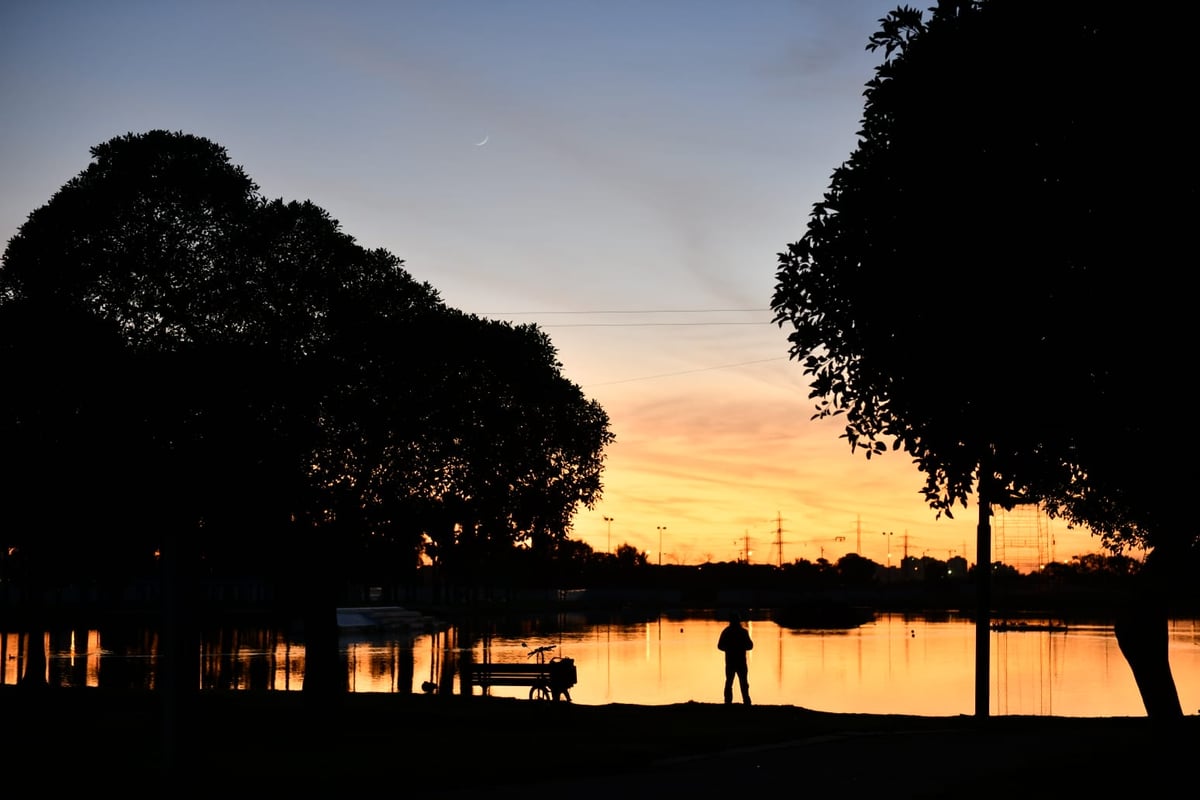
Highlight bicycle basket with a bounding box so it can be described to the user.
[549,657,577,688]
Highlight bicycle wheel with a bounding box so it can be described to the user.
[529,683,552,701]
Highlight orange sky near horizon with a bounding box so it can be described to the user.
[535,310,1106,570]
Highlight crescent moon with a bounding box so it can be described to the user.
[475,135,489,146]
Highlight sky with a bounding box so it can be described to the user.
[0,1,1105,570]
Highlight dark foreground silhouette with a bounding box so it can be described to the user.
[1,686,1189,797]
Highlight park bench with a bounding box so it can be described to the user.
[464,645,576,701]
[467,662,551,688]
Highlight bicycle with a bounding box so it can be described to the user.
[524,643,576,702]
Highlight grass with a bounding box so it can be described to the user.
[1,685,1192,793]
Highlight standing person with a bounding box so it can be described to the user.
[717,611,753,705]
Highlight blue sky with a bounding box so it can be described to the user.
[0,1,1104,567]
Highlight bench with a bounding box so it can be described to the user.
[464,658,577,701]
[467,662,551,687]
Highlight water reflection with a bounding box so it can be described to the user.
[195,626,308,692]
[3,614,1197,717]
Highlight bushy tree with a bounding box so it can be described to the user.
[614,543,649,568]
[0,131,613,698]
[834,553,880,586]
[771,2,1197,717]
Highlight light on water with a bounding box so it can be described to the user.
[442,614,1197,716]
[4,613,1198,717]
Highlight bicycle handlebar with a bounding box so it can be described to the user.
[527,645,556,658]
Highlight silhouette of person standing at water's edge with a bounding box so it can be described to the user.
[718,612,753,705]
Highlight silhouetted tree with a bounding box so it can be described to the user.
[771,2,1197,718]
[1068,554,1142,581]
[834,553,879,587]
[0,131,613,708]
[401,311,612,597]
[614,543,649,569]
[545,537,596,586]
[781,557,832,587]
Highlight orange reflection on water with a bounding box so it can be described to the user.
[4,615,1198,717]
[433,615,1199,716]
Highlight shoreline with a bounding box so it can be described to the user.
[2,686,1192,794]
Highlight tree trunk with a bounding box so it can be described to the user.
[159,525,199,776]
[297,524,346,700]
[1114,549,1182,720]
[300,593,343,697]
[974,488,990,719]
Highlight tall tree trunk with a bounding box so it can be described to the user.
[300,584,343,697]
[974,483,990,719]
[1114,548,1182,720]
[297,522,346,701]
[160,525,200,775]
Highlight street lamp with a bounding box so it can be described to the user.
[603,516,614,554]
[656,526,667,566]
[882,531,894,575]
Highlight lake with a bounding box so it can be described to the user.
[4,611,1198,716]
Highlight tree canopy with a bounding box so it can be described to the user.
[771,1,1195,553]
[770,1,1197,717]
[0,130,614,593]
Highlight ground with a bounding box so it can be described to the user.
[1,687,1192,797]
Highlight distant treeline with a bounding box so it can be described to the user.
[5,544,1189,622]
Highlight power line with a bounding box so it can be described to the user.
[584,357,786,387]
[479,307,787,386]
[481,308,770,315]
[484,308,774,329]
[543,321,767,327]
